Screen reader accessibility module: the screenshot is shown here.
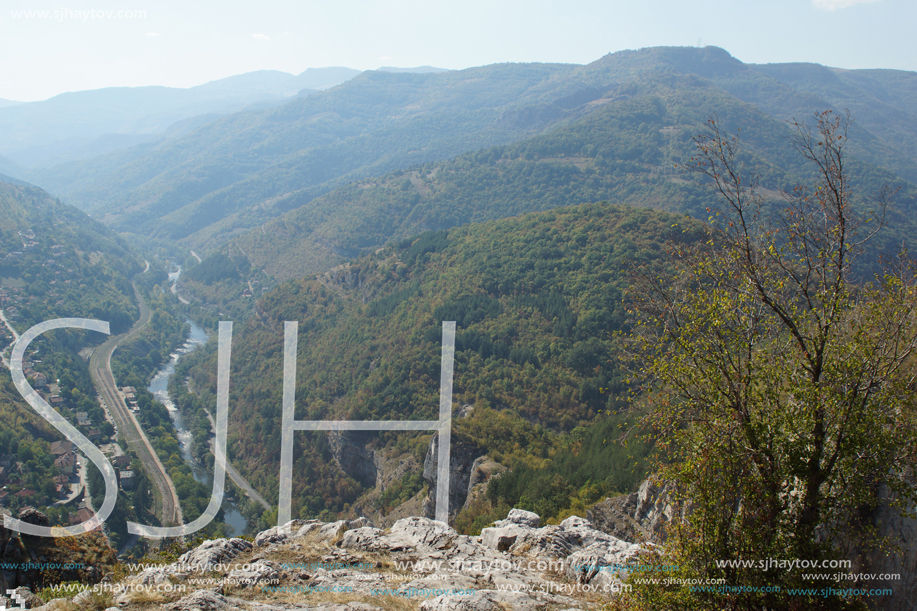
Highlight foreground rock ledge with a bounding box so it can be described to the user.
[23,511,641,611]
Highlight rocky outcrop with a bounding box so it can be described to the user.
[328,431,377,487]
[461,456,505,513]
[587,493,646,543]
[587,478,680,544]
[421,435,485,518]
[75,509,635,611]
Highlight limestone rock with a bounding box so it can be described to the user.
[166,590,230,611]
[254,525,291,548]
[423,436,484,518]
[16,508,50,529]
[502,509,540,528]
[338,527,386,551]
[329,431,377,487]
[347,516,374,529]
[386,517,456,551]
[228,560,280,587]
[179,537,252,568]
[317,520,348,541]
[72,589,95,607]
[632,478,677,541]
[420,589,578,611]
[5,586,42,609]
[480,527,519,552]
[587,493,645,542]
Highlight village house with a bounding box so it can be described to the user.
[111,455,132,469]
[69,507,99,530]
[50,440,73,456]
[119,470,135,491]
[54,452,76,475]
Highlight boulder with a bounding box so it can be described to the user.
[228,560,280,587]
[16,508,50,529]
[338,527,387,551]
[480,527,519,552]
[5,586,42,609]
[386,517,456,551]
[178,537,252,568]
[502,509,540,528]
[166,590,231,611]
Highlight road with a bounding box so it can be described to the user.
[170,283,191,305]
[89,282,184,532]
[0,308,20,368]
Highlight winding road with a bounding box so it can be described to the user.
[0,308,20,368]
[89,280,184,533]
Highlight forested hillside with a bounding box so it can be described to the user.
[178,202,701,529]
[21,47,917,265]
[27,62,592,249]
[0,182,143,331]
[0,181,144,529]
[225,73,916,283]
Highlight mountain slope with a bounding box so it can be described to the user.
[2,68,360,168]
[24,46,917,259]
[0,181,144,530]
[28,62,593,247]
[179,201,698,521]
[0,181,143,331]
[222,73,916,284]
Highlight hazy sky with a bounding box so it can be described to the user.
[1,0,914,101]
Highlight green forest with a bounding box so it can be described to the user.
[229,76,917,287]
[178,201,700,529]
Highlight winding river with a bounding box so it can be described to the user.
[146,270,247,535]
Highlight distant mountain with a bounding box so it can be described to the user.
[210,71,914,286]
[0,68,360,167]
[377,66,450,74]
[23,46,917,261]
[573,47,917,183]
[0,154,23,180]
[0,98,21,108]
[27,61,590,247]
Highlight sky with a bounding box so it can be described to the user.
[1,0,915,102]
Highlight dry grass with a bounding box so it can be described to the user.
[259,589,421,611]
[81,591,116,610]
[124,587,168,606]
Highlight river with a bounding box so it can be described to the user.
[146,269,248,535]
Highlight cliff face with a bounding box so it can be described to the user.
[420,434,485,520]
[328,431,378,488]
